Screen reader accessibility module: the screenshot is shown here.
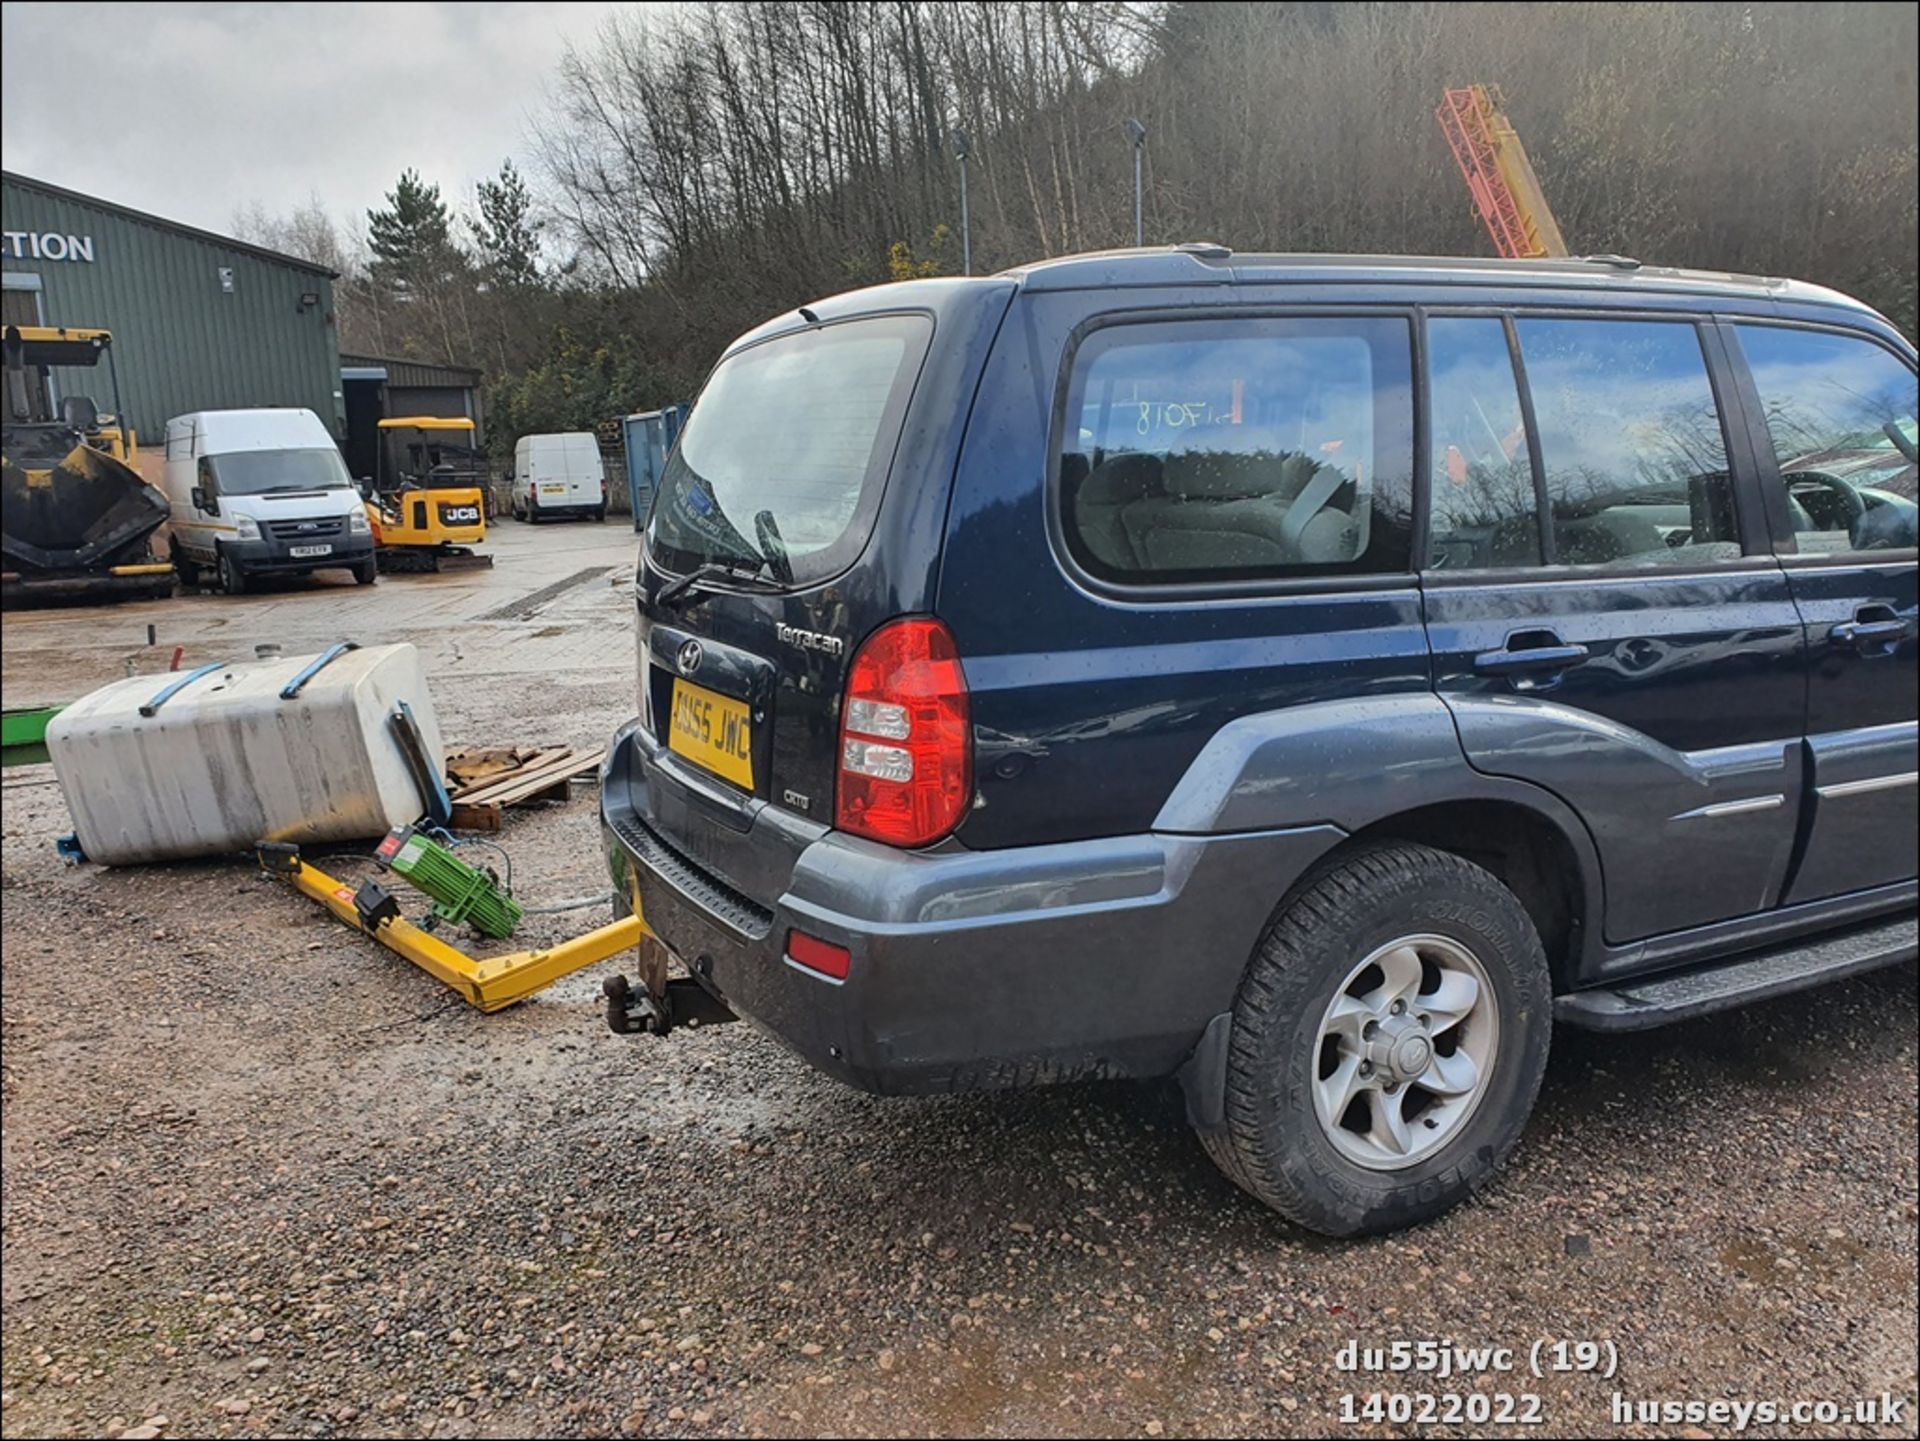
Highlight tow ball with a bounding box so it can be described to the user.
[602,972,738,1036]
[602,932,737,1036]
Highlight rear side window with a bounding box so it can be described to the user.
[1427,317,1541,569]
[649,314,932,585]
[1732,324,1917,554]
[1513,318,1741,568]
[1060,316,1415,584]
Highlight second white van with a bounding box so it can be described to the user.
[511,431,607,522]
[162,408,375,594]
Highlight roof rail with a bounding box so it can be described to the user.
[1581,254,1642,270]
[1174,241,1233,260]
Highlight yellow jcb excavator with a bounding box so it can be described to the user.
[363,416,493,572]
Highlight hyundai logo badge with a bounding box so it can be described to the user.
[677,639,703,677]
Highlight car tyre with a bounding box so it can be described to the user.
[353,558,378,586]
[1199,841,1550,1236]
[218,548,249,597]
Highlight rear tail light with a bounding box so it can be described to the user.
[835,617,971,847]
[786,928,850,980]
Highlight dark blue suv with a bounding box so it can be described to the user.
[601,249,1918,1235]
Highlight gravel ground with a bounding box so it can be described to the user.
[3,551,1916,1439]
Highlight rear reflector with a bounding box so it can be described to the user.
[835,617,971,848]
[786,928,850,980]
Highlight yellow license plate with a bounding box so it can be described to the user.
[668,678,754,788]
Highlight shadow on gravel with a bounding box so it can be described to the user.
[715,960,1919,1252]
[1540,960,1917,1124]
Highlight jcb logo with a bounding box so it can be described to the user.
[440,505,480,524]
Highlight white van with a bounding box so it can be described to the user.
[162,408,375,594]
[511,431,607,522]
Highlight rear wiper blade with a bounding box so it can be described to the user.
[655,559,783,609]
[754,509,795,585]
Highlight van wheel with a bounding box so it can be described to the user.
[1199,842,1550,1236]
[511,498,525,522]
[593,505,607,523]
[170,538,201,590]
[353,558,378,586]
[217,549,248,596]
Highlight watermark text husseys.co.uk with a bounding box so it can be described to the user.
[1611,1392,1908,1431]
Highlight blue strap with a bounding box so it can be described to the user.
[279,641,359,700]
[139,662,227,717]
[391,699,453,827]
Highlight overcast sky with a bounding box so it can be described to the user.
[0,1,650,238]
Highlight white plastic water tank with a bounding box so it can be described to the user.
[46,642,447,865]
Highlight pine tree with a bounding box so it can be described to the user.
[367,169,458,299]
[471,160,544,290]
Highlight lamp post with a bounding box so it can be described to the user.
[1125,118,1147,247]
[951,129,972,275]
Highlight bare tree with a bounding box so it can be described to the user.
[252,2,1920,453]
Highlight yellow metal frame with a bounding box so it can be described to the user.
[278,855,643,1011]
[1475,85,1568,260]
[4,324,139,464]
[4,324,113,362]
[378,415,476,432]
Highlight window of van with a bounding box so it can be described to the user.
[1732,324,1917,555]
[1513,318,1741,568]
[1427,317,1542,570]
[648,314,932,585]
[205,447,355,496]
[1060,317,1415,584]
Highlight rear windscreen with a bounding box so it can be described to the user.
[648,313,932,585]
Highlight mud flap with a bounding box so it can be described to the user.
[1176,1011,1234,1134]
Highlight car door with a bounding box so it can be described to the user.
[184,451,226,559]
[1724,320,1919,903]
[1422,311,1807,950]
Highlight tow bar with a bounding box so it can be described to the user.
[257,843,645,1012]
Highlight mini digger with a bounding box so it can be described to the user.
[2,325,173,605]
[363,416,493,573]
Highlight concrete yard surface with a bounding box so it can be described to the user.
[2,518,1916,1439]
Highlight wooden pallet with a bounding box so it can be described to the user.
[444,745,603,831]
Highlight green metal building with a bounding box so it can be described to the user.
[2,171,343,447]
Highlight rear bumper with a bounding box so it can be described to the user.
[599,717,1344,1095]
[530,498,602,519]
[227,534,374,572]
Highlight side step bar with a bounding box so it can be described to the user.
[1557,913,1917,1032]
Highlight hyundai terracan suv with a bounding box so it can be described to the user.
[601,248,1919,1236]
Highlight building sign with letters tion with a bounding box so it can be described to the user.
[2,231,96,263]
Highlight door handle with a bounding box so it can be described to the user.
[1830,609,1910,651]
[1474,633,1591,676]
